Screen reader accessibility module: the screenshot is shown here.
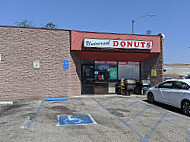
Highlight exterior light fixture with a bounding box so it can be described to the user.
[132,14,156,34]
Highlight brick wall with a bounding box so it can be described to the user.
[141,35,164,86]
[0,26,81,100]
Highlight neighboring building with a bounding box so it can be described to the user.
[0,26,164,100]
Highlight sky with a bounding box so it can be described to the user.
[0,0,190,64]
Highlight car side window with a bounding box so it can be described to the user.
[172,82,182,89]
[172,81,190,90]
[181,83,190,90]
[158,81,173,88]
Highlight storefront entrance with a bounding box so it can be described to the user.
[81,64,94,94]
[81,60,140,95]
[94,61,118,94]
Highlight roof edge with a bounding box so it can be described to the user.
[71,30,161,37]
[0,25,70,32]
[0,25,161,37]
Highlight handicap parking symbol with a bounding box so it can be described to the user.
[57,114,97,126]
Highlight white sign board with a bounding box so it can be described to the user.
[84,38,152,50]
[33,60,40,69]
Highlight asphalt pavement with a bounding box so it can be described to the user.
[0,95,190,142]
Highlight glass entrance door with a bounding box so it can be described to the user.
[81,64,94,94]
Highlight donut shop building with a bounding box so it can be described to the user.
[72,31,163,94]
[0,26,163,100]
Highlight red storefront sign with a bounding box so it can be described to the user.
[84,38,152,50]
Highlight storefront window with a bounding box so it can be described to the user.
[118,63,140,80]
[93,61,139,81]
[94,62,117,81]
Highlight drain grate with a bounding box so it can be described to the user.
[57,114,97,126]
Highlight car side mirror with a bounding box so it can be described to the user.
[155,85,158,88]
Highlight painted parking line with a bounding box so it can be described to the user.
[125,106,152,123]
[122,121,147,142]
[164,119,190,141]
[27,100,44,128]
[92,97,147,142]
[167,111,190,120]
[94,96,190,142]
[188,131,190,142]
[19,116,30,129]
[123,96,190,121]
[164,119,190,133]
[143,112,168,140]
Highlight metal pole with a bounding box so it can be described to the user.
[132,20,135,34]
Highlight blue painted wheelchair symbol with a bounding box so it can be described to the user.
[57,114,97,126]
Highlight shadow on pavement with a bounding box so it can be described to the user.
[143,100,185,116]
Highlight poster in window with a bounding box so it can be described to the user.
[109,67,117,80]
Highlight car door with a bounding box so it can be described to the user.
[157,81,174,104]
[165,81,190,108]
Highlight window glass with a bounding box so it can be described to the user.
[118,65,139,80]
[82,65,94,79]
[158,81,173,88]
[173,81,190,90]
[181,82,190,90]
[94,64,117,81]
[173,82,182,89]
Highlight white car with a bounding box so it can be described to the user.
[147,79,190,116]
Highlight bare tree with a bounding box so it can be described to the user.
[15,20,34,27]
[42,22,57,29]
[15,20,57,29]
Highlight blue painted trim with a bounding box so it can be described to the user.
[125,106,152,123]
[92,98,147,142]
[144,112,168,140]
[27,100,44,128]
[45,97,68,101]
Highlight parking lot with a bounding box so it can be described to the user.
[1,95,190,142]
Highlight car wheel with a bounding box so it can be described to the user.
[181,100,190,116]
[147,92,154,103]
